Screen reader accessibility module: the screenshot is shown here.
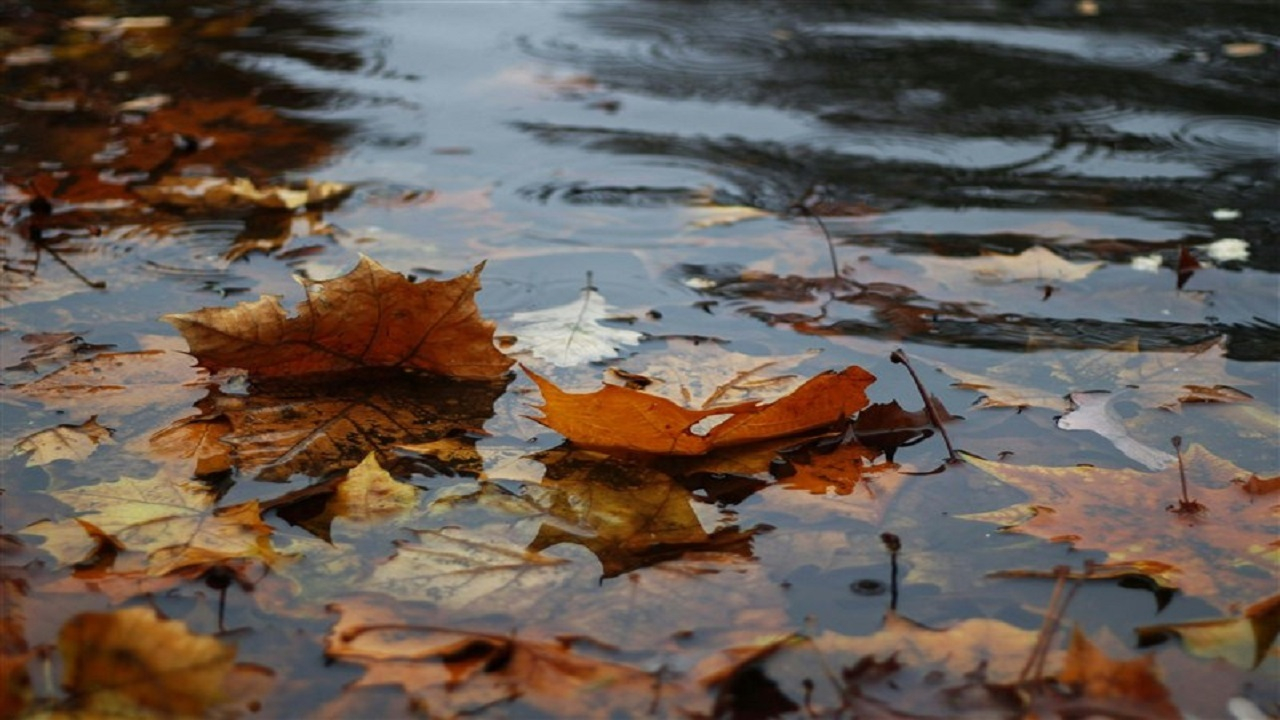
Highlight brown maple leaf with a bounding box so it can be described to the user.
[150,371,503,481]
[960,446,1279,606]
[526,364,875,455]
[1053,626,1178,719]
[164,257,513,380]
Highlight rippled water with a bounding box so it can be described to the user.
[2,1,1277,716]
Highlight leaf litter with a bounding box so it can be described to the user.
[3,7,1277,718]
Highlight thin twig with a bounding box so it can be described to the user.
[37,242,107,290]
[880,532,901,612]
[890,349,958,462]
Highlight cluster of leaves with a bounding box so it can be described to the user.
[2,252,1274,717]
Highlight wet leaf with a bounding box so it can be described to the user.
[154,372,503,481]
[960,446,1279,605]
[773,441,894,496]
[134,176,351,211]
[1136,592,1280,669]
[58,607,234,717]
[527,364,875,455]
[165,257,513,380]
[325,597,662,719]
[25,473,279,576]
[1057,626,1178,718]
[506,287,643,366]
[608,341,821,409]
[8,349,205,415]
[12,416,114,466]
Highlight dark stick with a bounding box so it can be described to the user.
[791,199,841,281]
[890,349,959,462]
[1172,436,1189,505]
[880,532,901,612]
[38,243,107,290]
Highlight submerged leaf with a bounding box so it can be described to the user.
[961,446,1279,605]
[1058,626,1178,719]
[12,416,113,466]
[165,257,513,380]
[58,607,234,717]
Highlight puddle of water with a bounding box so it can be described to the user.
[2,1,1276,717]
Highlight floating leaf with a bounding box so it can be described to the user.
[165,257,512,380]
[527,364,875,455]
[134,176,351,211]
[1058,626,1178,718]
[1136,593,1280,669]
[916,246,1103,287]
[1056,391,1175,470]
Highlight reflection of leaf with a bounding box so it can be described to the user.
[527,448,754,577]
[165,257,513,380]
[12,416,113,466]
[325,597,661,720]
[916,246,1103,287]
[608,341,821,409]
[527,365,875,455]
[134,176,351,210]
[58,607,235,718]
[1057,391,1175,470]
[933,338,1253,411]
[1137,592,1280,669]
[773,441,893,496]
[158,372,503,481]
[25,474,279,576]
[507,288,643,367]
[960,446,1279,605]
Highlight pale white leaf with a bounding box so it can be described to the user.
[507,290,643,367]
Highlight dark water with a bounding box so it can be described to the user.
[2,1,1277,717]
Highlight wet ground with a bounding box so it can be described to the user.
[2,1,1277,717]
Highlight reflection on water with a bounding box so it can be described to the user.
[2,1,1277,717]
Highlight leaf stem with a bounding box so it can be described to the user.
[880,532,901,612]
[890,349,959,462]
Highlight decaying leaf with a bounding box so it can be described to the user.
[165,257,513,380]
[11,416,114,466]
[1057,626,1178,719]
[8,349,206,415]
[325,597,662,719]
[134,176,351,211]
[960,446,1279,604]
[527,364,875,455]
[506,287,644,366]
[1136,592,1280,669]
[773,441,893,496]
[154,371,503,481]
[58,607,235,717]
[25,473,279,576]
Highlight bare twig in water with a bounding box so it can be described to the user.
[890,349,958,462]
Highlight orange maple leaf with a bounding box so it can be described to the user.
[164,257,513,380]
[526,365,875,455]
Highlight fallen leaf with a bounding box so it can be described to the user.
[325,597,661,719]
[527,364,875,455]
[1057,626,1178,718]
[1056,390,1175,470]
[1136,592,1280,669]
[11,416,114,466]
[58,607,234,717]
[1,332,115,374]
[25,473,279,576]
[506,287,643,366]
[960,446,1279,605]
[134,176,351,211]
[327,452,419,524]
[154,371,503,481]
[165,257,513,380]
[773,441,893,496]
[8,349,205,415]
